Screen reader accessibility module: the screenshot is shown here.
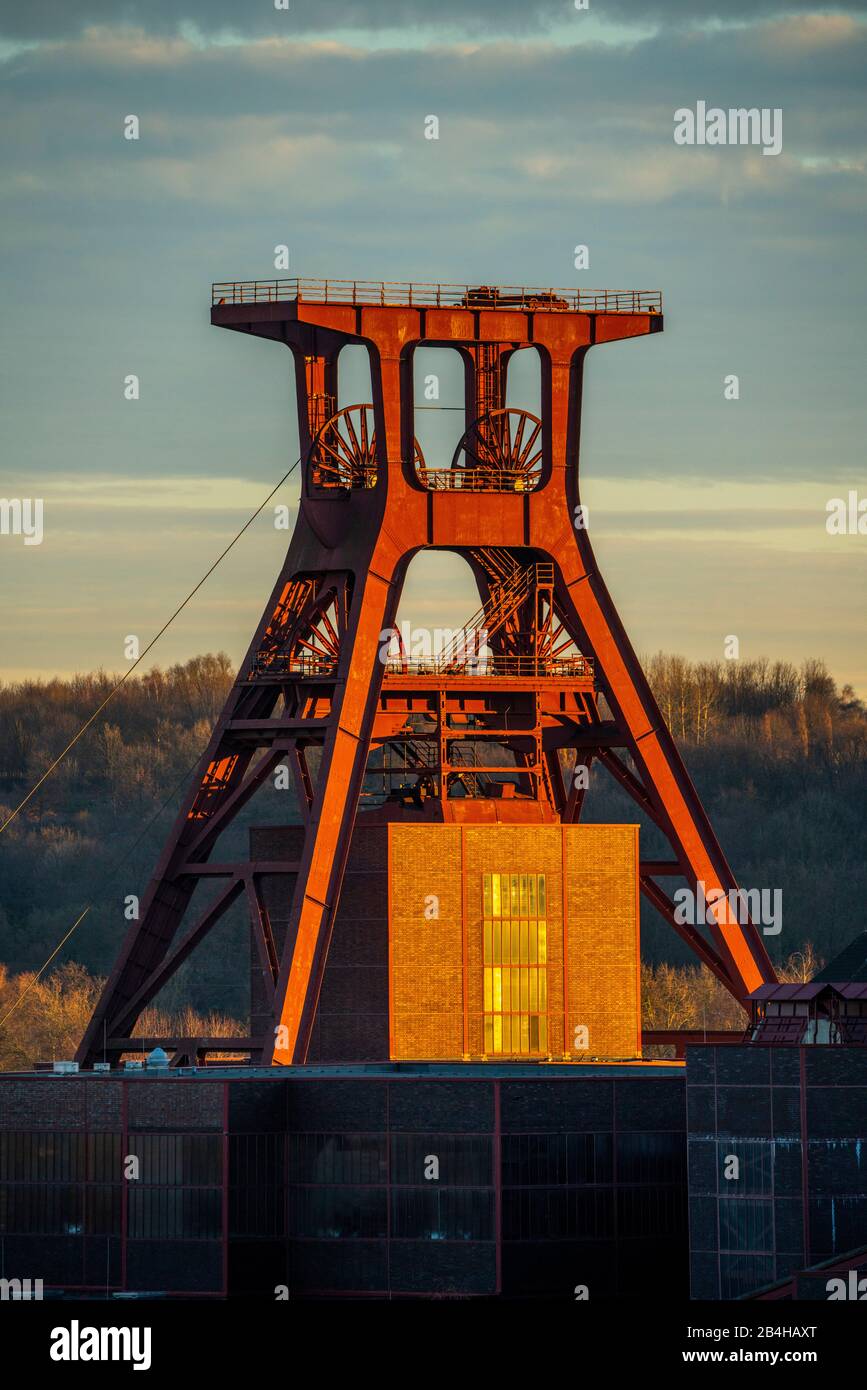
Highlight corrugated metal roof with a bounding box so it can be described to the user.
[751,980,867,1002]
[750,982,826,1001]
[836,982,867,999]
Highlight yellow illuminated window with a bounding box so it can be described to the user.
[482,872,548,1056]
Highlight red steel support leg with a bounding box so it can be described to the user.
[267,547,406,1063]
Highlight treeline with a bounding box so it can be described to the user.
[0,652,865,1023]
[593,655,867,969]
[645,652,867,752]
[0,949,822,1070]
[0,962,242,1071]
[0,654,247,1017]
[0,652,234,800]
[641,944,824,1034]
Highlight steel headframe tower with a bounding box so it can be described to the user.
[77,276,776,1069]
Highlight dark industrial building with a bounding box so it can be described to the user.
[0,1063,686,1299]
[687,1044,867,1300]
[3,1037,867,1300]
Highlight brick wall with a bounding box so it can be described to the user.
[389,825,464,1059]
[564,824,641,1060]
[388,823,640,1062]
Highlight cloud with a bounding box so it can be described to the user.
[30,473,288,511]
[3,0,867,43]
[759,11,864,48]
[3,23,866,223]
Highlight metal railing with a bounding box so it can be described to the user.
[309,463,542,494]
[250,653,593,680]
[249,655,339,679]
[416,465,541,493]
[383,655,594,679]
[212,278,662,315]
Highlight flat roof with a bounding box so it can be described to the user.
[9,1060,685,1081]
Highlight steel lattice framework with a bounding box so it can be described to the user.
[77,278,776,1069]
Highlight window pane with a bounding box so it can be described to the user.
[720,1254,774,1299]
[88,1133,122,1183]
[289,1186,386,1239]
[288,1134,386,1185]
[392,1187,494,1241]
[502,1188,614,1240]
[713,1140,771,1196]
[719,1198,773,1252]
[390,1136,493,1186]
[481,871,549,1058]
[86,1184,122,1236]
[129,1187,222,1240]
[134,1135,222,1187]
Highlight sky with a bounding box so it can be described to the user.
[1,0,866,690]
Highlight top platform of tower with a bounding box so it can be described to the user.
[211,277,662,317]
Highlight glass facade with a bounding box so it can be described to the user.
[687,1046,867,1299]
[0,1127,224,1292]
[482,872,548,1055]
[502,1132,613,1186]
[284,1133,496,1245]
[0,1132,123,1238]
[501,1131,686,1247]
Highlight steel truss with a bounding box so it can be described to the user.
[77,283,776,1068]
